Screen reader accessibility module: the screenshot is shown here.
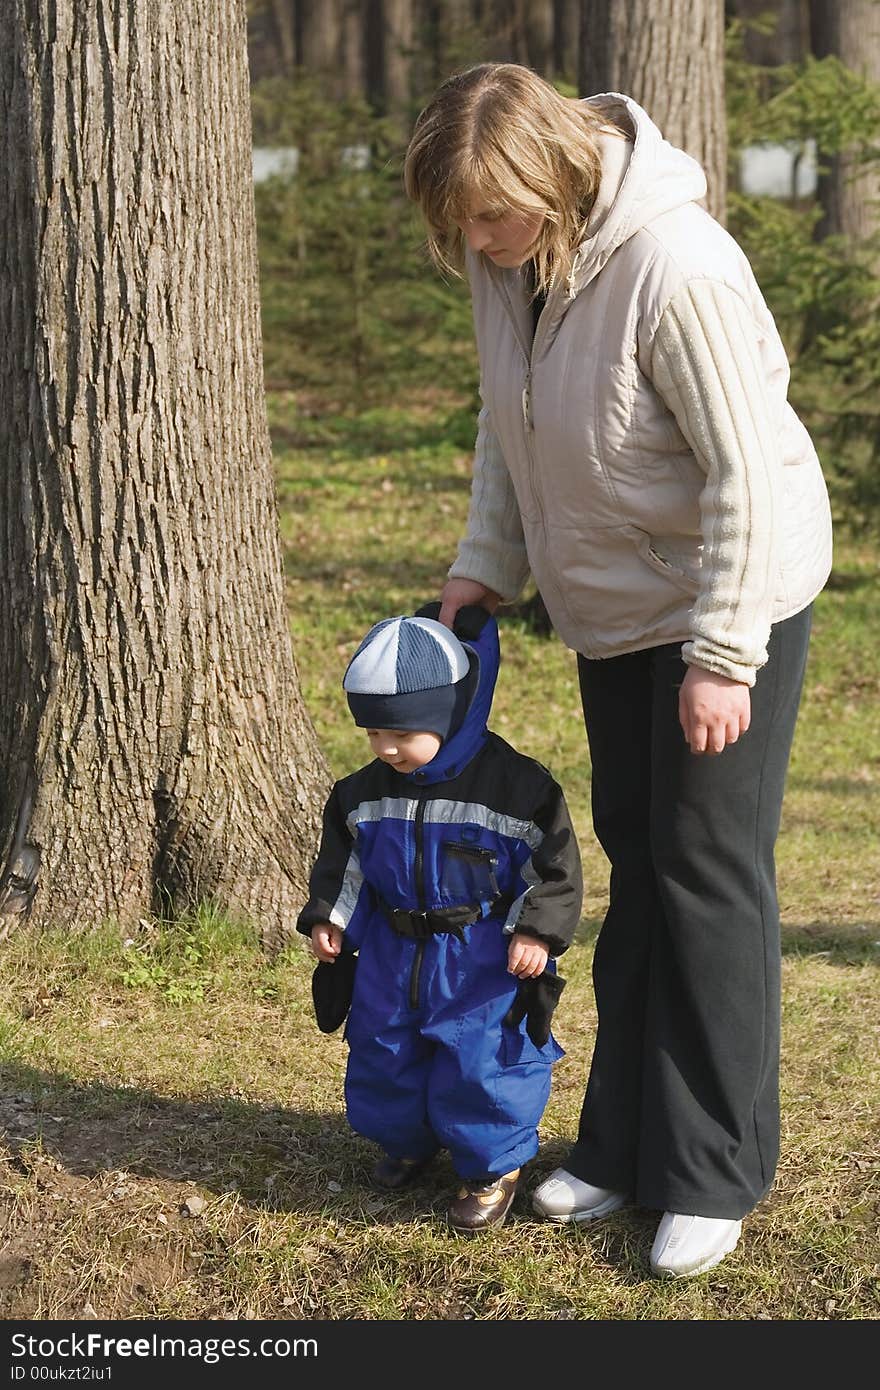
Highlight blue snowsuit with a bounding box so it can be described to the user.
[298,608,582,1178]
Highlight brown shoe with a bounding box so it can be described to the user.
[371,1154,433,1190]
[447,1168,520,1233]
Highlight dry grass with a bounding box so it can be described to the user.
[1,396,878,1322]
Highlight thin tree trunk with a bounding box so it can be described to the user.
[729,0,809,65]
[487,0,522,62]
[810,0,880,244]
[553,0,580,84]
[414,0,481,87]
[579,0,727,225]
[341,0,365,98]
[524,0,554,74]
[269,0,297,74]
[385,0,414,127]
[0,0,330,946]
[299,0,344,90]
[364,0,385,108]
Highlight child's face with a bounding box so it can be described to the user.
[367,728,442,774]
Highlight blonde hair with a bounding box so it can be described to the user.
[404,63,619,293]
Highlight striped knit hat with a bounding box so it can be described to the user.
[343,615,472,742]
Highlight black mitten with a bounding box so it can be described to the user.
[311,950,357,1034]
[503,972,566,1048]
[414,600,491,641]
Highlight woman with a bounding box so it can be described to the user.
[403,62,832,1279]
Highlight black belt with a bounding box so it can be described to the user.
[383,899,510,942]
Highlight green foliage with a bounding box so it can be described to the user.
[120,905,257,1005]
[727,39,880,164]
[252,76,475,405]
[725,28,880,531]
[725,210,880,526]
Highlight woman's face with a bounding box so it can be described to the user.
[456,205,545,267]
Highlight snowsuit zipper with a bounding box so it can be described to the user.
[409,796,427,1009]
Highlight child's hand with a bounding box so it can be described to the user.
[508,933,549,979]
[311,923,344,962]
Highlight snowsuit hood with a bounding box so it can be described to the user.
[406,602,499,787]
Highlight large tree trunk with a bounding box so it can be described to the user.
[578,0,727,224]
[810,0,880,244]
[0,0,330,946]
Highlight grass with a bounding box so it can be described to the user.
[1,392,878,1323]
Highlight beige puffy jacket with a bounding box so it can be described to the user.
[448,94,833,685]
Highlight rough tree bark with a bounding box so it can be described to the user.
[578,0,728,224]
[810,0,880,244]
[0,0,330,946]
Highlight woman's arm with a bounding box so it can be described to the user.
[648,277,783,688]
[442,401,531,627]
[648,278,787,752]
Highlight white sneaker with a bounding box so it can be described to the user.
[650,1212,742,1278]
[532,1168,629,1223]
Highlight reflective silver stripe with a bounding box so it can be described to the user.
[502,846,542,932]
[346,797,418,834]
[422,799,545,851]
[328,850,365,929]
[502,887,530,934]
[345,795,545,852]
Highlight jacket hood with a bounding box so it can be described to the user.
[406,603,498,786]
[567,93,707,293]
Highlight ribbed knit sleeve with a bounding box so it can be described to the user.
[649,279,783,686]
[447,402,532,601]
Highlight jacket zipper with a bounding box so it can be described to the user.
[408,795,427,1010]
[494,272,560,610]
[494,271,550,547]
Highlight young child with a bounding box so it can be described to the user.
[296,603,583,1232]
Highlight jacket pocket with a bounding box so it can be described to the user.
[634,528,700,595]
[440,842,500,906]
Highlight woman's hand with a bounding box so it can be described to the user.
[311,922,344,962]
[507,933,549,979]
[678,666,751,755]
[438,578,500,630]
